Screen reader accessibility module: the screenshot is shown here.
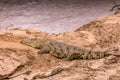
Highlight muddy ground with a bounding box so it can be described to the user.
[0,11,120,80]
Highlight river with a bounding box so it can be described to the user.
[0,0,120,34]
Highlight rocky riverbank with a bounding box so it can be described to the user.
[0,11,120,80]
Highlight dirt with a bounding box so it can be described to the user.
[0,11,120,80]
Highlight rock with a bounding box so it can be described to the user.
[109,75,120,80]
[0,56,22,79]
[87,59,104,70]
[103,55,117,65]
[114,10,120,15]
[0,48,32,79]
[32,66,63,80]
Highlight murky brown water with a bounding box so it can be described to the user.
[0,0,120,34]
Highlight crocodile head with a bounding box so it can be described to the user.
[20,38,47,49]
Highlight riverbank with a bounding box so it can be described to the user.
[0,10,120,80]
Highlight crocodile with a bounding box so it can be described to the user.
[20,38,118,61]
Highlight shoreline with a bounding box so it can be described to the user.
[0,10,120,80]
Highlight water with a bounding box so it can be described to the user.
[0,0,120,34]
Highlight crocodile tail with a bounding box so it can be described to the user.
[105,46,119,55]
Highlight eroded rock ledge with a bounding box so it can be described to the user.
[0,48,35,80]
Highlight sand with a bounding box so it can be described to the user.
[0,11,120,80]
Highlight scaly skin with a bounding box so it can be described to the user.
[20,38,115,60]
